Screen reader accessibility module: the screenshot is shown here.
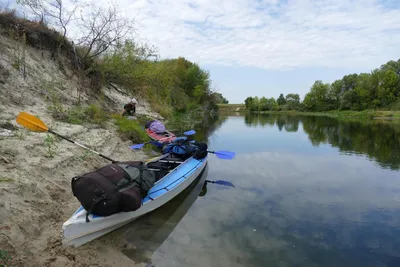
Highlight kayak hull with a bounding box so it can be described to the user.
[145,128,176,143]
[61,154,207,247]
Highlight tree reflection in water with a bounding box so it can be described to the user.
[244,113,400,170]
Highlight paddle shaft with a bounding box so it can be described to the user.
[48,129,117,163]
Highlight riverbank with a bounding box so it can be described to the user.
[243,110,400,120]
[0,28,165,266]
[217,104,246,112]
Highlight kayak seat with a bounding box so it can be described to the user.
[146,161,171,170]
[146,162,171,182]
[151,169,171,181]
[149,130,170,136]
[163,157,184,162]
[159,132,170,136]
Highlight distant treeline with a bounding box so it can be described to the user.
[244,59,400,112]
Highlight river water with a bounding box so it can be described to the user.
[118,113,400,267]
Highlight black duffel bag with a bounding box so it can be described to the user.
[71,161,156,222]
[192,141,208,160]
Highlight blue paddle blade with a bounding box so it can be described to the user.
[183,130,196,135]
[214,180,235,187]
[206,179,235,187]
[212,150,236,160]
[149,141,163,148]
[130,143,145,149]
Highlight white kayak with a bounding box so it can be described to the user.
[61,153,208,247]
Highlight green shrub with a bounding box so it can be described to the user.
[150,101,173,119]
[0,178,13,183]
[84,104,107,125]
[391,99,400,111]
[112,115,149,143]
[65,105,86,124]
[56,103,108,126]
[136,114,155,125]
[0,250,12,267]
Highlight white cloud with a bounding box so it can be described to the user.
[11,0,400,71]
[124,0,400,71]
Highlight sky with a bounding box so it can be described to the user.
[4,0,400,103]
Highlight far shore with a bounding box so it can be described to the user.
[217,105,400,120]
[250,110,400,120]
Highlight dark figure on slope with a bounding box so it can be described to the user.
[121,98,138,117]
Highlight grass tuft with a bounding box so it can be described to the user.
[0,177,13,183]
[111,115,149,143]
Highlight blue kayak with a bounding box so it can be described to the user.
[62,153,208,247]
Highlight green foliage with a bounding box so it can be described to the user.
[52,103,108,126]
[244,96,277,111]
[0,178,14,183]
[112,115,149,143]
[303,81,331,111]
[0,250,12,267]
[285,94,300,110]
[391,100,400,110]
[42,78,65,118]
[83,104,108,125]
[150,101,174,119]
[306,60,400,111]
[378,69,399,107]
[1,9,227,120]
[244,58,400,113]
[43,134,58,158]
[245,93,301,112]
[277,93,286,105]
[213,92,229,104]
[244,97,253,109]
[135,114,156,126]
[166,109,207,130]
[10,31,27,76]
[99,42,222,118]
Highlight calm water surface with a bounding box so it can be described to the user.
[116,114,400,267]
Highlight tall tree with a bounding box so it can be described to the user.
[277,93,286,105]
[303,81,330,111]
[259,97,268,111]
[285,93,300,110]
[244,97,254,110]
[213,92,229,104]
[328,80,343,109]
[378,69,399,107]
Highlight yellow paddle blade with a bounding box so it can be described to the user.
[16,112,49,132]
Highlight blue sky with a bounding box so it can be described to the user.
[5,0,400,103]
[201,64,358,103]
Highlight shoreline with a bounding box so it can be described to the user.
[217,107,400,121]
[0,33,160,265]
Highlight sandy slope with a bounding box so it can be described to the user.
[0,35,161,266]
